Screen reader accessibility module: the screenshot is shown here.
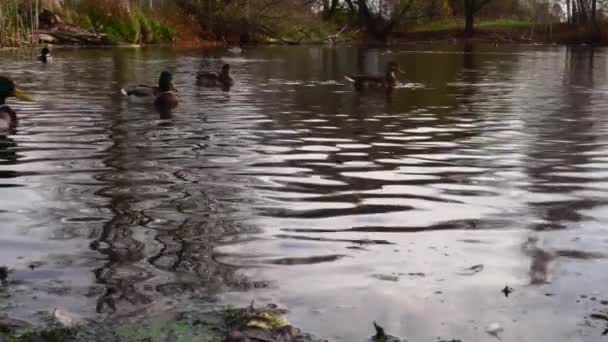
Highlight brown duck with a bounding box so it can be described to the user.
[196,64,234,89]
[344,61,404,90]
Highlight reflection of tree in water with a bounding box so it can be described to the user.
[524,48,598,231]
[90,51,254,316]
[0,134,19,166]
[521,47,600,284]
[92,148,253,315]
[0,135,24,190]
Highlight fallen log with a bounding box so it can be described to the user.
[37,29,112,45]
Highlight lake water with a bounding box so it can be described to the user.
[1,45,608,341]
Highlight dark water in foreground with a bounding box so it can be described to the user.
[1,45,608,341]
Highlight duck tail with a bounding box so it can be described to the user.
[344,76,356,83]
[120,88,129,96]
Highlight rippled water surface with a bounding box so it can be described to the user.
[2,45,608,341]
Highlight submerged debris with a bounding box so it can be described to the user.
[590,313,608,322]
[372,274,400,282]
[370,322,404,342]
[406,273,425,277]
[485,322,504,340]
[590,312,608,336]
[501,286,514,298]
[0,317,30,334]
[457,264,484,275]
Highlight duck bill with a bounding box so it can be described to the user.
[170,83,178,93]
[12,87,33,101]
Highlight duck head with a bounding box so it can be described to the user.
[158,71,177,92]
[219,64,234,90]
[0,76,33,105]
[39,46,51,63]
[221,64,231,75]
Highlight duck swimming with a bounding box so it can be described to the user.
[344,61,404,91]
[196,64,234,89]
[38,46,51,63]
[121,71,179,110]
[0,76,33,130]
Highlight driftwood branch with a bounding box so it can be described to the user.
[37,29,111,45]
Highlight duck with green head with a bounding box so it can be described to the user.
[0,76,33,130]
[38,46,52,63]
[344,61,404,91]
[121,71,179,110]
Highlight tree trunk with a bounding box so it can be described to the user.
[343,0,356,16]
[591,0,597,30]
[322,0,339,20]
[464,0,474,37]
[577,0,587,24]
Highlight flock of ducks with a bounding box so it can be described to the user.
[1,46,404,130]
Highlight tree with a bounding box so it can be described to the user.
[321,0,340,19]
[343,0,415,42]
[464,0,492,37]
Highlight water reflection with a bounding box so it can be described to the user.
[1,45,608,340]
[0,135,19,168]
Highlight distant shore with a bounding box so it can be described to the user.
[389,22,605,46]
[1,21,605,50]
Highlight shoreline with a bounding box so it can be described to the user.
[0,304,328,342]
[2,38,603,52]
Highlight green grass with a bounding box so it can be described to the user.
[478,19,533,28]
[410,19,533,32]
[63,7,175,44]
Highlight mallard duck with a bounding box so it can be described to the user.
[196,64,234,89]
[0,76,33,130]
[121,71,178,109]
[38,46,51,63]
[344,61,404,90]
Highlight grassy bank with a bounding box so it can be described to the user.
[63,8,175,44]
[410,19,533,33]
[393,20,606,45]
[0,2,183,47]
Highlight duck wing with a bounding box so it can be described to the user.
[121,85,158,97]
[196,71,219,80]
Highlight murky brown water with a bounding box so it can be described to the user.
[2,45,608,341]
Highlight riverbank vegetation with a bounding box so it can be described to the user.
[1,1,607,47]
[0,304,327,342]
